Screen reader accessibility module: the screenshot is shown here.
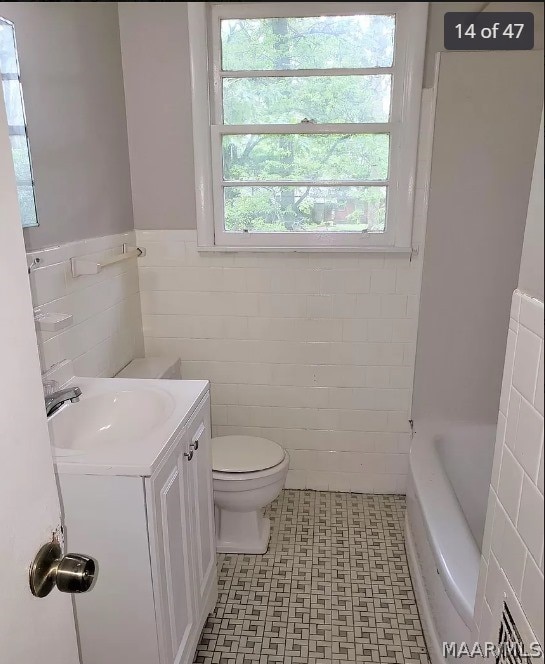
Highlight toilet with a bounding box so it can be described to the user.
[212,435,289,554]
[116,358,289,554]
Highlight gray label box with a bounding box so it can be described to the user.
[444,12,534,50]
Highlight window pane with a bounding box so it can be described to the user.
[224,186,387,233]
[0,19,18,74]
[223,75,390,124]
[10,135,32,183]
[2,79,25,126]
[221,15,395,70]
[17,185,38,228]
[1,19,38,228]
[223,134,389,182]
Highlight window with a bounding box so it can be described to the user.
[189,3,427,250]
[0,17,38,228]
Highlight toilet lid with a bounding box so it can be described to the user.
[212,436,285,473]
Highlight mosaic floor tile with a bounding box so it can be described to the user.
[194,490,429,664]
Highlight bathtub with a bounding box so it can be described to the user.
[405,422,495,663]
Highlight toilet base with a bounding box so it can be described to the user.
[215,508,271,554]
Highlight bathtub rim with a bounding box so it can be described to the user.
[408,423,481,629]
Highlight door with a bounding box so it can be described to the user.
[0,77,80,662]
[145,433,196,664]
[186,395,217,620]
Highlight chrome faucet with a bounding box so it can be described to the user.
[45,386,82,417]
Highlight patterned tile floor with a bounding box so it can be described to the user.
[194,490,429,664]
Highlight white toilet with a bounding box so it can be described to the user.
[211,435,289,554]
[116,358,289,554]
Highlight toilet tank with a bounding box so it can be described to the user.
[115,357,181,380]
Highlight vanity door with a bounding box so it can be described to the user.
[146,433,196,664]
[185,394,217,623]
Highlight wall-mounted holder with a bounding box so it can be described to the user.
[34,311,73,332]
[70,243,146,278]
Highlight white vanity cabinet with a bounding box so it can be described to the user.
[57,389,217,664]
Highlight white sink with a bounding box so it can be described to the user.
[50,388,175,456]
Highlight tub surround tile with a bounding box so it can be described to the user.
[498,447,524,522]
[476,290,544,649]
[513,325,541,404]
[521,553,544,646]
[515,399,544,482]
[194,490,429,664]
[517,477,544,565]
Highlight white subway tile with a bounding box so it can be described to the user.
[380,295,408,318]
[491,415,506,491]
[517,476,544,565]
[514,399,544,482]
[367,319,393,342]
[520,553,544,645]
[505,388,521,451]
[395,268,421,295]
[510,290,522,322]
[496,507,527,595]
[484,552,503,623]
[513,326,541,404]
[391,318,418,343]
[285,470,307,490]
[389,366,414,389]
[538,446,544,496]
[497,447,524,523]
[500,330,517,416]
[520,295,544,339]
[305,471,331,491]
[355,294,382,318]
[534,343,544,416]
[406,295,420,319]
[348,473,375,493]
[342,319,368,342]
[29,262,66,306]
[258,293,307,318]
[370,269,397,294]
[481,491,497,559]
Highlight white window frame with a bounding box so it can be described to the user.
[188,2,428,251]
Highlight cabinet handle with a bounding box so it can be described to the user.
[191,439,199,452]
[184,450,194,461]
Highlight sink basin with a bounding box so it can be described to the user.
[49,388,175,456]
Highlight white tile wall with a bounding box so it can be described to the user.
[135,91,434,493]
[137,235,425,494]
[27,232,145,382]
[475,290,544,650]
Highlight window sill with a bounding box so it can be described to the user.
[197,245,417,255]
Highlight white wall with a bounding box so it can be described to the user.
[118,2,196,232]
[474,290,544,649]
[412,51,543,426]
[1,2,134,251]
[27,233,144,382]
[519,113,544,301]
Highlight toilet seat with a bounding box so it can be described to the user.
[212,435,285,473]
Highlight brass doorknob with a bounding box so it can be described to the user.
[29,541,97,598]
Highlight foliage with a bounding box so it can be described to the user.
[219,14,393,233]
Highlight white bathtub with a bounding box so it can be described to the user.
[405,422,495,663]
